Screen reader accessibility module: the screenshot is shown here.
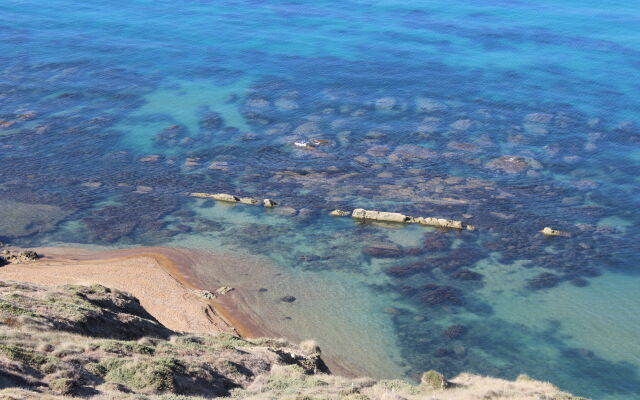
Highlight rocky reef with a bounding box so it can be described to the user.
[0,281,584,399]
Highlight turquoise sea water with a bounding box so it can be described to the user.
[2,1,640,398]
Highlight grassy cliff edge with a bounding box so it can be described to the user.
[0,280,585,400]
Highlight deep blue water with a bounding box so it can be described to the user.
[1,1,640,398]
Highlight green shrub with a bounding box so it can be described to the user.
[97,340,155,355]
[49,377,75,395]
[210,332,250,348]
[250,337,289,348]
[0,300,36,317]
[0,344,48,369]
[420,370,449,389]
[85,362,108,377]
[103,357,185,392]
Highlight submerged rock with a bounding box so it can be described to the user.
[280,295,296,303]
[199,111,224,131]
[486,155,542,174]
[419,284,464,307]
[527,272,561,290]
[442,324,467,339]
[275,206,297,216]
[385,262,431,278]
[362,243,404,258]
[451,269,483,281]
[0,200,72,238]
[423,234,452,251]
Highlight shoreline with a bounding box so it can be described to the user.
[0,245,361,377]
[0,246,263,339]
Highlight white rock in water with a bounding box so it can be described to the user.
[413,217,464,230]
[239,197,260,205]
[541,227,569,237]
[330,209,350,217]
[190,193,240,202]
[263,198,278,208]
[351,208,411,223]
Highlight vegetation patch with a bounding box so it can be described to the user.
[102,357,185,392]
[0,300,37,317]
[96,339,155,355]
[210,332,251,348]
[0,344,48,369]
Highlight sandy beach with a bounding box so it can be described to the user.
[0,245,403,378]
[0,246,259,337]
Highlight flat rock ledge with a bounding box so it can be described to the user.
[190,192,277,208]
[351,208,473,230]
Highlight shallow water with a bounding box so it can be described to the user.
[2,1,640,398]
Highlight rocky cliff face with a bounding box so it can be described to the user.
[0,281,584,399]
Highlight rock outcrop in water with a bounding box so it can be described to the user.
[0,281,584,399]
[329,209,350,216]
[352,208,473,230]
[486,155,543,174]
[352,208,412,223]
[541,227,570,237]
[190,192,242,203]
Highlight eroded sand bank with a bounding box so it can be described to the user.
[0,246,254,337]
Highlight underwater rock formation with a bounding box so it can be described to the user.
[527,272,562,290]
[362,243,405,258]
[419,284,465,307]
[486,155,542,174]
